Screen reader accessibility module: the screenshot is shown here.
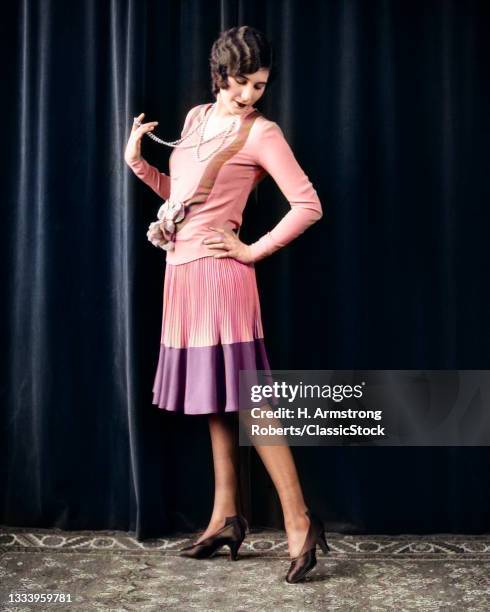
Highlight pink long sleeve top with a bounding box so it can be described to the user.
[127,102,322,264]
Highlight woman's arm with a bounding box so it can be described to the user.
[248,120,323,262]
[126,157,171,200]
[126,105,202,200]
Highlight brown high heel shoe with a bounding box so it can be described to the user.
[179,515,248,561]
[285,509,330,583]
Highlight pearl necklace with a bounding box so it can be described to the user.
[145,103,239,163]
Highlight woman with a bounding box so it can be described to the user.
[124,25,328,583]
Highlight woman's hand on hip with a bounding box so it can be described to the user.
[202,227,255,264]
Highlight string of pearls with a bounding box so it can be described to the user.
[133,102,240,163]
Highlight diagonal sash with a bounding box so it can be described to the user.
[175,104,261,233]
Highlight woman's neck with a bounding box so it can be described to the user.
[212,98,233,119]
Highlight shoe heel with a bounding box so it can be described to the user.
[318,531,330,555]
[228,539,243,561]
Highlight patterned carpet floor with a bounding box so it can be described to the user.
[1,526,490,611]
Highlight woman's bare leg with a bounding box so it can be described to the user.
[193,413,241,544]
[238,410,311,558]
[253,444,310,558]
[194,412,312,557]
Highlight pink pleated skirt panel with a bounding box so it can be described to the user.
[152,256,273,415]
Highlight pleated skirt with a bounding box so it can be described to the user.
[152,256,273,415]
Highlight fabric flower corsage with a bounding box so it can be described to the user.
[146,198,186,251]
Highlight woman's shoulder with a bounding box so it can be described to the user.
[184,103,207,121]
[180,103,208,135]
[249,111,285,144]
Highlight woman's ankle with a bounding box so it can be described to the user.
[209,510,239,525]
[283,505,309,529]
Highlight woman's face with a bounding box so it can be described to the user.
[217,67,270,116]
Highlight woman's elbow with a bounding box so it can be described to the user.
[312,204,323,222]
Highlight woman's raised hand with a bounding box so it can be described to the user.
[124,113,159,164]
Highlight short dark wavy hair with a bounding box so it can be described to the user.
[209,26,276,97]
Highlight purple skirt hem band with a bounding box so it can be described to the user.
[152,338,273,415]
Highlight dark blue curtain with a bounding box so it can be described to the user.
[1,0,489,539]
